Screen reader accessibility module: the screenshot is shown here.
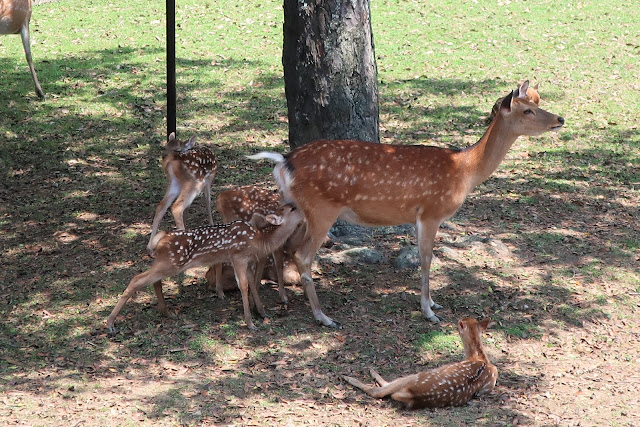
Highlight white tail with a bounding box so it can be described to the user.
[107,204,304,332]
[206,185,304,305]
[343,317,497,409]
[250,81,564,327]
[147,133,217,255]
[1,0,44,98]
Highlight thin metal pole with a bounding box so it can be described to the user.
[167,0,176,140]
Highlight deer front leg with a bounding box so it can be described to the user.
[231,257,257,330]
[416,218,443,323]
[246,259,267,319]
[20,22,44,99]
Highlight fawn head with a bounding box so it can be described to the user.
[499,80,564,136]
[165,132,197,153]
[457,317,491,357]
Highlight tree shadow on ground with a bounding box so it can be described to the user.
[1,44,638,424]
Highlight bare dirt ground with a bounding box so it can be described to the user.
[1,133,639,427]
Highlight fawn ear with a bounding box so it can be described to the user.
[185,135,197,150]
[517,80,530,99]
[458,319,466,331]
[533,82,539,90]
[249,213,269,228]
[478,318,491,331]
[168,132,176,142]
[265,213,284,226]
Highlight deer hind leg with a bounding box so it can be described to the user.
[106,263,176,334]
[370,368,390,386]
[343,373,418,399]
[294,208,341,328]
[20,21,44,99]
[416,217,443,323]
[171,179,203,230]
[148,177,181,254]
[203,175,214,225]
[271,249,289,305]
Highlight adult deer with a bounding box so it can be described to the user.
[106,204,304,332]
[147,133,217,255]
[1,0,44,98]
[342,317,497,409]
[208,185,304,305]
[249,81,564,327]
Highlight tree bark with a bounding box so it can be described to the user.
[283,0,379,149]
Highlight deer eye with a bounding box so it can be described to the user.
[524,109,534,115]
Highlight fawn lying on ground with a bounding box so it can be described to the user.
[206,185,304,304]
[343,318,497,409]
[106,204,304,332]
[147,133,217,255]
[249,81,564,327]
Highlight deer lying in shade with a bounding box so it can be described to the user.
[342,318,497,409]
[1,0,44,98]
[106,204,304,333]
[249,80,564,327]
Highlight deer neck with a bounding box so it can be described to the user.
[462,335,489,362]
[461,116,519,190]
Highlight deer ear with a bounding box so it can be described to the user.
[500,90,515,113]
[168,132,176,141]
[517,80,530,99]
[265,213,284,226]
[533,83,539,90]
[249,213,269,228]
[478,318,491,331]
[185,136,197,150]
[458,319,465,331]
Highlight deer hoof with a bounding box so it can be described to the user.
[323,319,343,329]
[106,326,117,337]
[431,302,444,310]
[426,313,442,323]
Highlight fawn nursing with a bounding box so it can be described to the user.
[343,318,497,409]
[106,204,304,332]
[249,81,564,327]
[207,185,304,305]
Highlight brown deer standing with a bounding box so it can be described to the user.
[206,185,304,305]
[147,133,217,255]
[106,204,304,333]
[249,81,564,327]
[342,317,497,409]
[487,82,540,123]
[1,0,44,98]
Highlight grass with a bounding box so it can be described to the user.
[2,0,639,425]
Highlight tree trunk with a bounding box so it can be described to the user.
[283,0,379,149]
